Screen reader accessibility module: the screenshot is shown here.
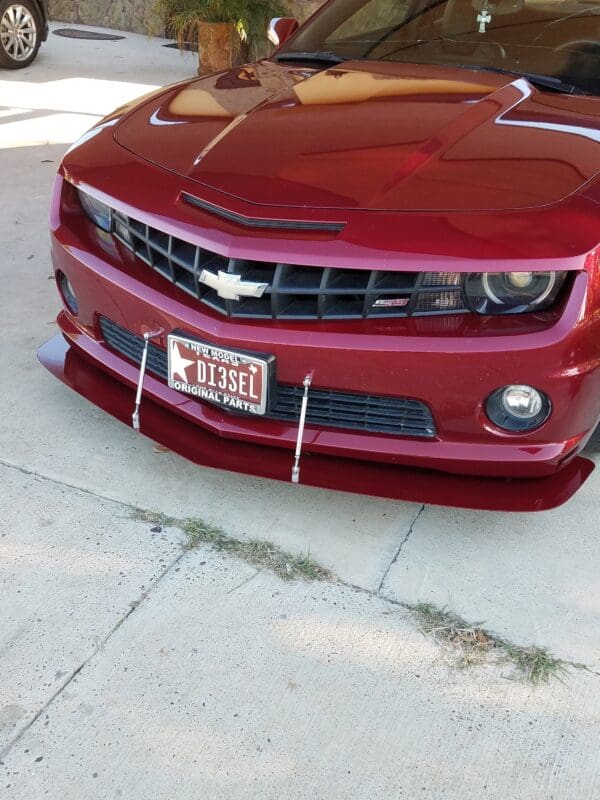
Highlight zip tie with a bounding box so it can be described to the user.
[291,372,313,484]
[132,328,163,431]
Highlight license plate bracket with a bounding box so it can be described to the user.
[167,333,275,416]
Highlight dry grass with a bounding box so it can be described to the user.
[182,516,332,581]
[132,508,332,582]
[411,603,497,667]
[131,509,177,527]
[411,603,568,684]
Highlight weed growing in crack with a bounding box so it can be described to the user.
[182,516,332,582]
[131,508,177,528]
[411,603,497,668]
[132,509,332,583]
[411,602,569,685]
[502,644,569,685]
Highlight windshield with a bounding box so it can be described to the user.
[279,0,600,95]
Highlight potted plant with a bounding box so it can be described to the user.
[153,0,289,75]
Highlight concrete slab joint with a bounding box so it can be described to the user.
[377,504,425,593]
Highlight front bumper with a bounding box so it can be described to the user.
[38,330,593,511]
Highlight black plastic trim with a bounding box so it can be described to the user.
[181,193,345,232]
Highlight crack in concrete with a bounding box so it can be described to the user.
[345,579,598,680]
[226,569,261,595]
[0,530,187,764]
[0,457,137,513]
[376,504,425,593]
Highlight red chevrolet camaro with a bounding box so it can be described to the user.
[40,0,600,511]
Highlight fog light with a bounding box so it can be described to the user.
[486,385,551,432]
[58,271,78,314]
[502,385,543,418]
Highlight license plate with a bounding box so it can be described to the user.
[167,334,271,415]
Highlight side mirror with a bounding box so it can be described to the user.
[268,17,299,48]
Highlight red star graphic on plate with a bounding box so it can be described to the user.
[170,341,195,382]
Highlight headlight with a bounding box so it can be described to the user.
[464,271,566,314]
[77,189,112,232]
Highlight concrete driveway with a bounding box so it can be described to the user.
[1,24,599,799]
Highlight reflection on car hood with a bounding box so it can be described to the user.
[114,60,600,213]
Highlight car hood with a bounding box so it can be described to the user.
[114,61,600,213]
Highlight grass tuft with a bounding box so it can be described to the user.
[182,516,332,582]
[502,644,569,685]
[411,602,569,684]
[132,509,332,583]
[131,508,177,528]
[411,603,497,668]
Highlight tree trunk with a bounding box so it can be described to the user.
[197,21,242,75]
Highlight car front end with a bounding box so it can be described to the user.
[40,2,600,511]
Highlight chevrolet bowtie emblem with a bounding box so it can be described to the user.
[199,269,269,301]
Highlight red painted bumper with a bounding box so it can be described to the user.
[38,331,593,512]
[50,224,600,476]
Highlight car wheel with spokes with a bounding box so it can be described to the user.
[0,1,41,69]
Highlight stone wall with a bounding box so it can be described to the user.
[291,1,324,21]
[48,1,325,35]
[48,1,159,33]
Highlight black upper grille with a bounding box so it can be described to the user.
[112,210,467,321]
[99,318,436,438]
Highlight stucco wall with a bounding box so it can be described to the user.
[48,1,324,35]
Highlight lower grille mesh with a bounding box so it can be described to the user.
[99,317,436,438]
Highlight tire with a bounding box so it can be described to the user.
[0,1,42,69]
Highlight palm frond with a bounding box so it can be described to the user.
[153,0,289,55]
